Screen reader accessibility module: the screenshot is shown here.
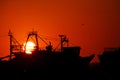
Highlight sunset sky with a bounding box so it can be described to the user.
[0,0,120,62]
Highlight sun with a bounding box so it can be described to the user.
[23,41,36,54]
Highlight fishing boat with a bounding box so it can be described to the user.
[0,30,95,77]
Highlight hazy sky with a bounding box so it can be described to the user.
[0,0,120,62]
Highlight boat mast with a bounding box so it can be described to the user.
[8,30,13,61]
[58,35,69,52]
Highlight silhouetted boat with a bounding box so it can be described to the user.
[98,47,120,68]
[0,30,95,77]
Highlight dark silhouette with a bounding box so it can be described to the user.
[1,30,120,79]
[0,31,94,79]
[88,47,120,80]
[98,47,120,79]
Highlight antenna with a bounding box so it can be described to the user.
[58,35,69,52]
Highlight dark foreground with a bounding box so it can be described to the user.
[0,59,120,80]
[0,48,120,80]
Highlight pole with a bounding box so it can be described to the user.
[8,30,12,61]
[35,33,39,51]
[59,35,64,52]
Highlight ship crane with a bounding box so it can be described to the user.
[24,30,52,52]
[24,31,69,53]
[8,30,22,61]
[25,31,39,52]
[8,30,69,60]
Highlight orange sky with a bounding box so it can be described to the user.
[0,0,120,62]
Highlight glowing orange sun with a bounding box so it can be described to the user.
[23,41,36,54]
